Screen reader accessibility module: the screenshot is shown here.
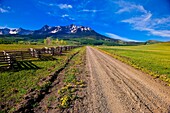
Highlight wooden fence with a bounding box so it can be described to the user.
[0,45,80,69]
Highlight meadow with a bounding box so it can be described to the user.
[98,43,170,84]
[0,44,53,51]
[0,45,82,111]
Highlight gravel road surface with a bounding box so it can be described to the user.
[86,46,170,113]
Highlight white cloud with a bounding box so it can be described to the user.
[49,3,55,6]
[61,14,75,20]
[62,14,69,18]
[58,4,72,9]
[69,17,75,20]
[81,9,102,13]
[38,2,72,9]
[46,12,57,16]
[0,8,8,13]
[115,1,147,14]
[47,12,52,15]
[121,12,152,26]
[117,1,170,38]
[145,29,170,37]
[38,1,57,7]
[143,13,152,21]
[105,33,137,42]
[154,17,170,25]
[122,13,170,37]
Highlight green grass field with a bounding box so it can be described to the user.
[98,43,170,84]
[0,44,46,51]
[0,47,82,111]
[0,43,72,51]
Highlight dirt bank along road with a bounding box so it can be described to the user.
[86,46,170,113]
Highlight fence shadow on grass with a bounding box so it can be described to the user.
[38,55,57,61]
[13,61,40,70]
[0,55,59,72]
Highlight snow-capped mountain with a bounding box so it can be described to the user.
[0,28,10,35]
[0,28,33,35]
[33,24,93,35]
[0,24,93,36]
[0,24,120,43]
[0,24,135,45]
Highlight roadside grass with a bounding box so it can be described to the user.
[0,47,82,111]
[57,47,86,109]
[97,43,170,84]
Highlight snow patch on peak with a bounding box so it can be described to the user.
[42,25,51,31]
[71,29,77,33]
[51,29,58,33]
[9,29,18,34]
[71,25,76,28]
[69,25,78,33]
[79,26,91,32]
[87,27,91,30]
[51,27,62,33]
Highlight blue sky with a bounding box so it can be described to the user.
[0,0,170,41]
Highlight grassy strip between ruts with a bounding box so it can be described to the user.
[57,47,86,109]
[96,43,170,85]
[0,47,82,112]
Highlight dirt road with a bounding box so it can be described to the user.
[86,46,170,113]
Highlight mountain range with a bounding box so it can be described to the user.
[0,24,89,35]
[0,24,119,41]
[0,24,145,45]
[0,24,94,35]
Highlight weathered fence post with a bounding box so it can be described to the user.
[53,47,57,55]
[5,53,15,68]
[35,49,41,58]
[45,47,48,54]
[29,48,34,57]
[48,47,52,55]
[50,47,55,55]
[8,54,14,68]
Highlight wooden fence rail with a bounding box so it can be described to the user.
[0,45,81,69]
